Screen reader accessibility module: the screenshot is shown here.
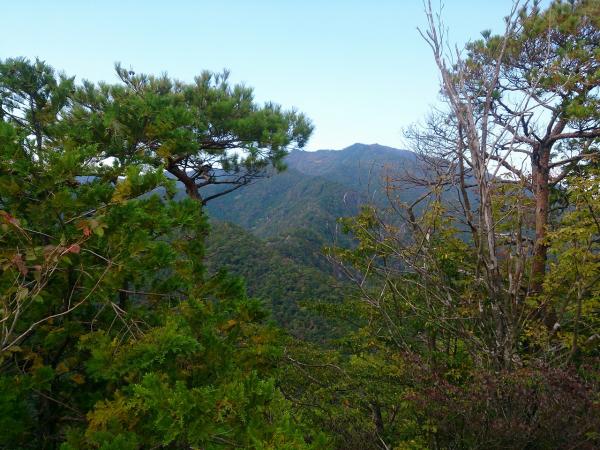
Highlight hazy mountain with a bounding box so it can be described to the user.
[285,143,418,195]
[205,143,418,237]
[203,143,419,338]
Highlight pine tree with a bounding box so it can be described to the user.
[0,58,323,449]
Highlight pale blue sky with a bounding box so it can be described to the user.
[1,1,523,150]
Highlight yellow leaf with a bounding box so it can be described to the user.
[71,374,85,385]
[222,319,237,332]
[56,362,69,374]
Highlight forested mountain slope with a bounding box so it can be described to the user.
[204,143,419,268]
[202,144,419,339]
[205,221,346,341]
[206,143,419,238]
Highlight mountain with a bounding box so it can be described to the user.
[206,143,419,238]
[206,166,359,240]
[285,143,418,194]
[203,144,418,338]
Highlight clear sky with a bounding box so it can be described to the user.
[1,0,523,151]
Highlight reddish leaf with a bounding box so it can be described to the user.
[11,253,28,275]
[66,244,81,254]
[1,211,20,227]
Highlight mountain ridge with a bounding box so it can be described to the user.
[206,143,418,235]
[204,143,420,337]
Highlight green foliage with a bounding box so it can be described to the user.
[205,221,347,342]
[0,57,320,450]
[543,169,600,361]
[3,2,600,446]
[281,186,600,448]
[62,294,319,449]
[66,65,313,203]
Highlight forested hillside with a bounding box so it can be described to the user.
[206,221,346,341]
[204,144,421,340]
[205,143,419,237]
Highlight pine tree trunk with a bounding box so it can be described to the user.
[167,164,203,203]
[531,146,550,294]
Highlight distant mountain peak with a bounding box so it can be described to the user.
[342,142,410,154]
[287,142,416,163]
[291,142,413,155]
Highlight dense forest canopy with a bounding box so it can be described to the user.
[1,1,599,449]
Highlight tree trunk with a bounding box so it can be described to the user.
[371,402,385,438]
[167,164,203,203]
[531,146,550,295]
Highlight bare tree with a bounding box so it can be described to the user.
[329,1,599,369]
[403,0,600,363]
[421,0,600,289]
